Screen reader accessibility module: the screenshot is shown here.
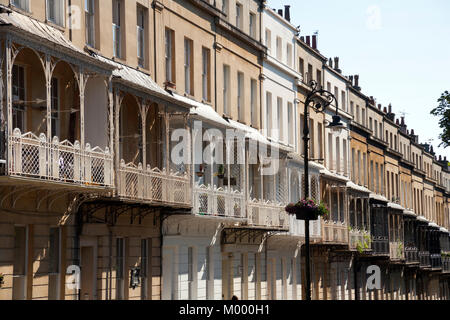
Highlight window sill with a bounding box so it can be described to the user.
[46,20,66,32]
[9,5,32,17]
[112,56,127,65]
[136,65,151,76]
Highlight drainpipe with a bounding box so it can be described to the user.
[68,0,72,41]
[353,253,359,300]
[152,1,158,83]
[108,222,113,300]
[74,202,84,301]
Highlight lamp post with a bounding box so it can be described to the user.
[302,80,344,301]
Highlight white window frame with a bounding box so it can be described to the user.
[237,72,244,121]
[85,0,96,47]
[12,0,30,12]
[165,28,174,83]
[46,0,65,27]
[112,0,122,58]
[137,6,146,68]
[223,65,230,115]
[12,64,27,133]
[184,38,192,95]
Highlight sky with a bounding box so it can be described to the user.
[267,0,450,159]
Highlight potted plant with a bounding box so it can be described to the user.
[196,164,205,177]
[217,164,225,179]
[285,199,329,221]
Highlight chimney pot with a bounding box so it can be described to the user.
[354,75,360,89]
[401,117,405,126]
[334,57,339,70]
[439,155,442,161]
[396,119,400,125]
[300,36,305,42]
[383,107,387,113]
[312,35,317,49]
[284,5,291,22]
[445,156,447,162]
[378,104,382,110]
[306,36,311,46]
[388,104,392,114]
[329,58,333,68]
[349,75,353,85]
[278,9,283,17]
[411,129,415,135]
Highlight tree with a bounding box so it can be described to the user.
[430,91,450,148]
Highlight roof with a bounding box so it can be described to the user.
[417,216,429,223]
[320,167,349,183]
[369,193,389,203]
[346,181,371,194]
[403,209,417,217]
[387,202,405,211]
[179,93,289,150]
[0,10,83,54]
[94,54,171,98]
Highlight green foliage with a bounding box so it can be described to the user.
[430,91,450,148]
[356,241,364,254]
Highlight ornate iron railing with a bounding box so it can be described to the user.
[9,129,113,187]
[193,184,245,218]
[389,241,405,260]
[349,229,372,251]
[321,220,348,245]
[118,160,190,206]
[442,256,450,273]
[371,237,389,255]
[405,247,419,264]
[247,199,289,229]
[419,251,431,268]
[430,253,442,269]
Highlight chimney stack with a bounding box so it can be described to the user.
[334,57,341,73]
[306,36,311,46]
[277,9,283,17]
[312,35,317,49]
[284,5,291,22]
[354,75,360,90]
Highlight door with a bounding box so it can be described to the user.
[80,246,94,300]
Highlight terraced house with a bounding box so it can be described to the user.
[0,0,448,301]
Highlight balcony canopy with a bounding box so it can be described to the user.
[387,202,405,211]
[346,181,371,194]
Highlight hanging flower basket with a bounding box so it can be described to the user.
[285,199,329,221]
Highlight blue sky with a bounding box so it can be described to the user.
[268,0,450,158]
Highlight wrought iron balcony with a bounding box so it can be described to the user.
[349,229,371,252]
[322,220,348,245]
[389,241,405,261]
[442,256,450,273]
[371,237,390,256]
[419,251,431,268]
[247,199,289,230]
[405,247,419,264]
[193,184,245,218]
[8,129,113,188]
[118,161,191,207]
[430,253,442,270]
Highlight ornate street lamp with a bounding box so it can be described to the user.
[300,80,344,300]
